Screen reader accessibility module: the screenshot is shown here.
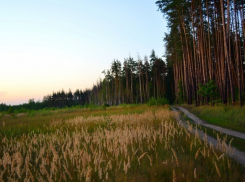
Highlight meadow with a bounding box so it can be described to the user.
[0,105,244,181]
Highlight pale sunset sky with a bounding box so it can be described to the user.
[0,1,167,105]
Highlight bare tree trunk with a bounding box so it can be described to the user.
[191,2,198,106]
[220,0,235,105]
[234,0,242,106]
[145,70,149,101]
[131,72,133,103]
[139,73,142,104]
[142,74,146,102]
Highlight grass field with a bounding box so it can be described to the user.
[0,105,244,181]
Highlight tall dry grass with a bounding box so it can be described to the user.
[0,107,244,181]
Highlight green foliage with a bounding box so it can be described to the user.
[27,110,37,117]
[87,103,107,111]
[183,105,245,133]
[118,103,128,107]
[99,115,115,131]
[214,98,222,106]
[157,97,169,105]
[88,103,97,110]
[84,102,89,108]
[7,107,14,114]
[103,103,110,107]
[147,97,169,106]
[177,80,184,104]
[198,80,218,103]
[18,108,28,113]
[147,98,158,106]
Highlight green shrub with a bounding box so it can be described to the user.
[147,98,157,106]
[157,97,169,105]
[18,108,28,113]
[118,103,127,107]
[84,102,89,108]
[147,97,169,106]
[7,107,14,114]
[198,80,218,104]
[103,103,110,107]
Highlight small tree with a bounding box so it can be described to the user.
[177,80,184,104]
[198,80,218,105]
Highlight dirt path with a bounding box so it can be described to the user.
[171,106,245,165]
[173,106,245,140]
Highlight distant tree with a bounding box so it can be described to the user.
[128,56,136,103]
[111,59,121,105]
[144,56,150,101]
[137,55,144,104]
[67,89,73,106]
[123,59,130,103]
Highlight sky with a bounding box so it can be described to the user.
[0,1,167,105]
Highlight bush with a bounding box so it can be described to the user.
[18,108,28,113]
[7,107,14,114]
[147,97,169,106]
[147,98,157,106]
[74,105,83,109]
[157,97,169,105]
[103,103,110,107]
[198,80,218,103]
[84,102,89,108]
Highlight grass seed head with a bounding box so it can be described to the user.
[214,161,221,177]
[195,148,201,160]
[171,148,179,167]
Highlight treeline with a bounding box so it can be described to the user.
[43,50,168,107]
[97,51,167,105]
[42,89,91,108]
[0,89,92,113]
[0,50,169,112]
[0,99,46,113]
[156,0,245,106]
